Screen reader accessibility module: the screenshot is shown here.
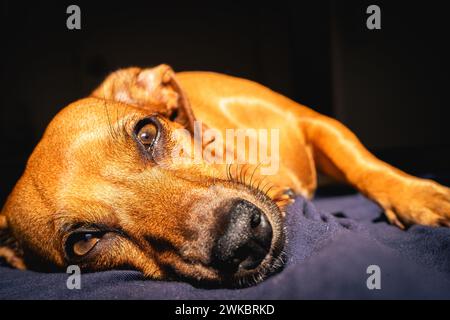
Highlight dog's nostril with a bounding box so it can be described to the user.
[251,211,272,247]
[211,199,273,274]
[251,210,261,228]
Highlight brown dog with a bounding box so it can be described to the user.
[1,64,449,287]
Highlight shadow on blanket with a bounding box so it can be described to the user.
[1,194,449,299]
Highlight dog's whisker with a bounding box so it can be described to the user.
[254,177,263,191]
[264,183,275,196]
[211,168,218,187]
[241,164,252,186]
[249,162,263,189]
[234,163,240,183]
[255,175,268,194]
[103,99,116,141]
[241,164,249,184]
[226,163,232,181]
[238,164,244,184]
[230,163,236,182]
[116,100,122,140]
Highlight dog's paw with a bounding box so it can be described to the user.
[382,179,450,228]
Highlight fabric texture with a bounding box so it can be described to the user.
[1,194,449,299]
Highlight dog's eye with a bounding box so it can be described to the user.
[73,233,100,256]
[66,232,102,258]
[136,122,158,148]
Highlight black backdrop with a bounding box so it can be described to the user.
[1,0,449,204]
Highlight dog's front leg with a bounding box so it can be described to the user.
[302,114,450,228]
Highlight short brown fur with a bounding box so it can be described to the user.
[1,64,449,286]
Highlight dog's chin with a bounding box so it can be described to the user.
[222,249,287,288]
[169,256,285,290]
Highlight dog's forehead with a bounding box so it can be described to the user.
[19,98,145,196]
[51,97,146,135]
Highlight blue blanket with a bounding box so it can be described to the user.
[1,194,449,299]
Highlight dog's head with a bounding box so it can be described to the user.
[0,67,286,288]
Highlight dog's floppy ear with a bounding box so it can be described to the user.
[166,69,197,133]
[135,64,196,132]
[0,214,26,270]
[92,64,196,133]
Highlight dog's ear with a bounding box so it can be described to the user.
[92,64,196,133]
[135,64,196,132]
[165,68,197,133]
[0,215,26,270]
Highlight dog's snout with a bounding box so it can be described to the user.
[212,199,272,274]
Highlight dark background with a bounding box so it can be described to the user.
[1,0,449,203]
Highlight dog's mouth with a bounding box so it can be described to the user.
[163,195,286,288]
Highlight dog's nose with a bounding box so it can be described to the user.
[212,199,272,273]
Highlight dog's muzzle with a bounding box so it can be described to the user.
[211,199,273,275]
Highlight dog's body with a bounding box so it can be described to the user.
[1,64,449,287]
